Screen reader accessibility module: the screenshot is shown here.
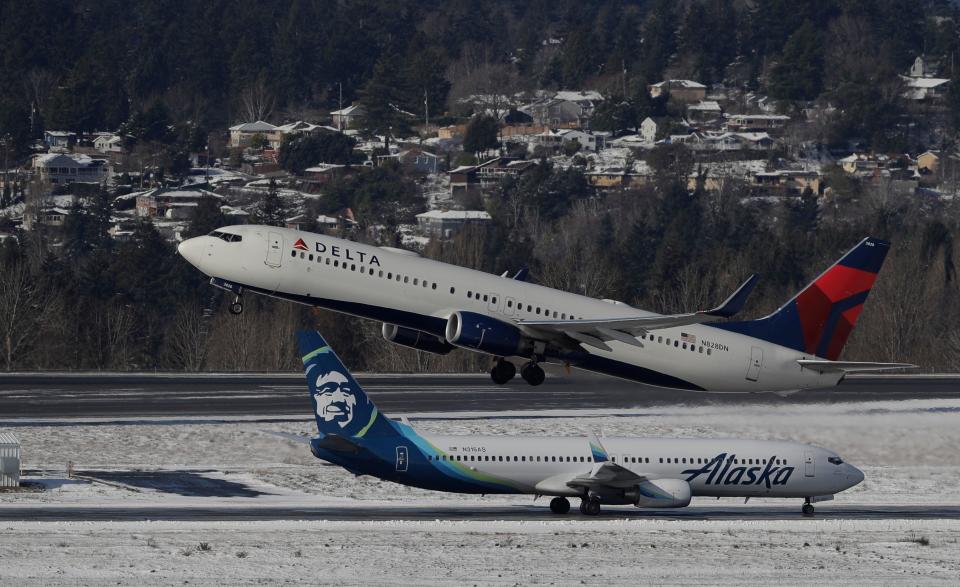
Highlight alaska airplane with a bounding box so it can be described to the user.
[177,226,911,393]
[282,330,864,516]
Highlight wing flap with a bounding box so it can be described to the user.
[518,274,760,346]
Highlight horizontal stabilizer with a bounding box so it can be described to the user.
[259,430,312,444]
[797,360,916,373]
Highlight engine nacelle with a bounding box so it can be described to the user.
[445,311,530,357]
[382,324,455,355]
[625,478,692,508]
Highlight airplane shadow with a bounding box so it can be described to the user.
[79,469,268,498]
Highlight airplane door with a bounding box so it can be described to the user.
[488,293,501,313]
[395,446,409,472]
[265,232,283,267]
[746,346,763,382]
[803,450,815,477]
[504,297,516,317]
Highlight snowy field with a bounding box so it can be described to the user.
[2,397,960,584]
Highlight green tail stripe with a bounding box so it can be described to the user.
[302,345,331,364]
[354,407,378,438]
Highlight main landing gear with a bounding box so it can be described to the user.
[229,295,244,315]
[579,496,601,516]
[490,359,516,385]
[549,497,570,514]
[520,361,545,386]
[802,498,815,517]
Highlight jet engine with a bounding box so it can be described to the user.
[625,479,692,508]
[382,324,455,355]
[445,311,532,357]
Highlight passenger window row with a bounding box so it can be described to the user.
[292,250,585,320]
[424,454,789,466]
[644,333,712,356]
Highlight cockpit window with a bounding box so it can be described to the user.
[827,456,843,465]
[208,230,242,242]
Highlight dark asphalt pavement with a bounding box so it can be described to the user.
[0,372,957,419]
[0,503,956,522]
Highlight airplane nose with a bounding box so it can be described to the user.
[177,237,206,268]
[847,465,865,488]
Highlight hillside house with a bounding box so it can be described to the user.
[43,130,76,149]
[649,80,707,103]
[724,114,791,133]
[331,104,366,130]
[93,134,124,154]
[416,210,491,238]
[32,153,108,185]
[229,121,277,148]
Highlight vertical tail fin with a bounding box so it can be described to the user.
[717,238,890,359]
[298,331,398,440]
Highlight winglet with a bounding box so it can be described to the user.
[513,267,529,281]
[588,433,609,463]
[701,274,760,318]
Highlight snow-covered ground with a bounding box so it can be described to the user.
[2,398,960,584]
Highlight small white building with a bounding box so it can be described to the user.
[0,432,20,488]
[94,133,124,153]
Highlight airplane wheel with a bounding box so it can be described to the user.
[579,500,588,515]
[584,498,601,516]
[802,503,815,517]
[229,302,244,315]
[549,497,570,514]
[520,362,545,386]
[490,360,516,385]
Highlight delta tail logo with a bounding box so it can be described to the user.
[293,238,309,251]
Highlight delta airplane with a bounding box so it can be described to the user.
[280,330,864,516]
[177,226,911,393]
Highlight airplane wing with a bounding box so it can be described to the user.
[518,274,760,352]
[797,360,916,373]
[566,433,646,489]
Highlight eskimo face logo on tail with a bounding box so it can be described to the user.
[682,453,794,488]
[293,238,309,251]
[313,370,357,428]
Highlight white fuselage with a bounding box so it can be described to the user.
[178,226,843,392]
[414,434,863,499]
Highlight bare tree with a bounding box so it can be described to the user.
[166,301,209,371]
[24,69,58,118]
[239,76,276,123]
[0,263,57,370]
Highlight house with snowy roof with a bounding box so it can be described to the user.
[416,209,491,238]
[229,120,278,147]
[32,153,108,185]
[648,80,707,103]
[331,104,366,130]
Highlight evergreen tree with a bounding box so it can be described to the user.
[768,22,823,101]
[254,180,289,226]
[462,115,500,157]
[185,196,228,238]
[360,55,412,146]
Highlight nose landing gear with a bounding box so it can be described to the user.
[490,359,516,385]
[802,498,815,517]
[229,295,244,315]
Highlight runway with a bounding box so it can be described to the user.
[0,371,958,419]
[0,503,957,522]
